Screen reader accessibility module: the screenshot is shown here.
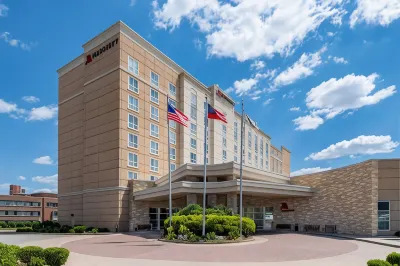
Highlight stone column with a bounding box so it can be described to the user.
[186,194,198,205]
[227,193,238,214]
[207,194,217,207]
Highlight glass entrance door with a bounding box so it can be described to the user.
[243,207,273,230]
[149,208,179,230]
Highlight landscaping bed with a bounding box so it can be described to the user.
[161,204,256,243]
[367,252,400,266]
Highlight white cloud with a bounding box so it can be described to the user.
[250,60,266,70]
[229,78,258,96]
[327,31,335,36]
[193,38,202,50]
[251,96,260,100]
[291,167,332,176]
[329,55,348,64]
[130,0,137,7]
[32,174,58,185]
[306,73,396,120]
[33,156,54,165]
[22,96,40,103]
[289,107,301,112]
[18,176,26,181]
[283,90,301,99]
[273,46,326,88]
[306,135,399,160]
[153,0,345,61]
[0,32,34,51]
[293,115,324,131]
[0,4,8,17]
[27,105,58,121]
[32,188,58,194]
[263,98,274,106]
[350,0,400,28]
[0,99,17,113]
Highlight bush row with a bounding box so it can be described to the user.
[367,252,400,266]
[0,243,69,266]
[0,221,40,229]
[15,224,108,234]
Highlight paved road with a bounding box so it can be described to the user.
[0,234,69,245]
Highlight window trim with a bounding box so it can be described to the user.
[170,147,176,161]
[190,152,197,164]
[150,105,160,122]
[150,88,159,105]
[169,83,176,97]
[150,157,159,173]
[127,152,138,168]
[170,130,176,145]
[150,71,159,87]
[378,200,390,231]
[128,171,138,180]
[150,140,159,156]
[128,56,139,76]
[127,133,139,149]
[128,76,139,94]
[128,95,139,113]
[128,113,139,131]
[150,123,159,139]
[190,138,197,150]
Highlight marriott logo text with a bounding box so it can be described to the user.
[85,38,119,65]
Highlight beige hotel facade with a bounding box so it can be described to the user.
[58,21,399,236]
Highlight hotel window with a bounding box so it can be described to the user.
[128,76,139,94]
[170,163,176,172]
[169,120,176,130]
[190,123,197,136]
[248,152,251,164]
[169,83,176,96]
[191,138,197,149]
[128,133,138,149]
[190,152,197,163]
[234,121,238,142]
[266,160,269,169]
[190,92,197,121]
[260,138,264,155]
[248,131,252,149]
[150,88,159,104]
[168,98,176,107]
[128,95,139,112]
[150,176,158,181]
[223,150,227,161]
[170,147,176,160]
[151,71,159,87]
[150,105,159,121]
[266,143,269,157]
[150,140,159,155]
[254,135,258,153]
[255,154,258,168]
[260,158,263,168]
[378,201,390,230]
[128,114,138,131]
[128,152,138,168]
[222,124,227,148]
[128,171,138,180]
[170,130,176,145]
[150,123,159,138]
[150,158,159,172]
[128,57,139,75]
[234,145,238,162]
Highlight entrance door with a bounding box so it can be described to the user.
[243,207,273,230]
[264,207,274,230]
[149,208,178,230]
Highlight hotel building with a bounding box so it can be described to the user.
[58,21,399,236]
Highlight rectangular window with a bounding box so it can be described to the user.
[248,131,252,149]
[169,83,176,96]
[128,95,139,112]
[128,76,139,94]
[260,137,264,154]
[260,158,263,168]
[150,140,159,155]
[150,105,159,121]
[190,123,197,137]
[234,145,238,162]
[128,114,138,131]
[168,98,176,107]
[266,160,269,169]
[234,121,238,142]
[150,123,159,138]
[169,120,176,130]
[151,71,159,87]
[255,154,258,167]
[170,130,176,145]
[128,171,138,180]
[191,92,197,106]
[223,138,227,148]
[128,57,139,75]
[170,147,176,160]
[150,158,159,172]
[150,175,158,181]
[128,152,138,168]
[223,150,227,161]
[266,144,269,157]
[150,88,159,104]
[170,163,176,172]
[128,133,138,149]
[255,135,258,153]
[190,92,197,121]
[248,152,252,164]
[190,138,197,149]
[190,152,197,163]
[190,106,197,121]
[378,201,390,230]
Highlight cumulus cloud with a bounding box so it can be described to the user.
[263,98,274,106]
[193,38,202,50]
[291,167,332,176]
[27,105,58,121]
[18,176,26,181]
[289,107,301,112]
[33,156,54,165]
[0,99,17,113]
[329,55,348,64]
[250,60,266,70]
[32,174,58,185]
[0,4,8,17]
[293,115,324,131]
[0,32,34,51]
[152,0,345,61]
[350,0,400,28]
[32,188,58,194]
[306,135,399,160]
[22,96,40,103]
[228,78,258,96]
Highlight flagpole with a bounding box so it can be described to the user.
[167,95,172,228]
[202,97,208,237]
[239,99,244,238]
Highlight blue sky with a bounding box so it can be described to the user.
[0,0,399,193]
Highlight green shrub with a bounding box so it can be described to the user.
[42,221,60,229]
[0,243,18,266]
[228,227,240,240]
[387,252,400,265]
[176,204,203,216]
[24,221,32,228]
[15,222,24,228]
[0,221,7,228]
[7,222,16,228]
[367,259,392,266]
[17,246,44,264]
[97,228,110,233]
[205,232,216,241]
[206,205,233,216]
[178,225,190,236]
[187,232,200,242]
[29,256,46,266]
[32,222,41,230]
[73,226,86,233]
[43,247,69,266]
[166,226,176,240]
[91,228,98,234]
[16,227,33,233]
[67,229,75,233]
[60,225,72,233]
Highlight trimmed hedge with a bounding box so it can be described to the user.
[0,221,7,228]
[43,247,70,266]
[15,222,24,228]
[17,246,44,264]
[29,256,46,266]
[386,252,400,265]
[7,222,15,228]
[367,259,392,266]
[73,226,86,233]
[16,227,33,233]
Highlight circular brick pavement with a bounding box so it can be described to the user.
[62,233,358,262]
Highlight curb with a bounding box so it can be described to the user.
[158,237,254,244]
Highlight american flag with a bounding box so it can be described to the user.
[167,103,188,127]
